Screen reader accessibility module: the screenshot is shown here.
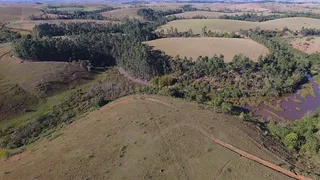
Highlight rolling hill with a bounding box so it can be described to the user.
[0,95,313,180]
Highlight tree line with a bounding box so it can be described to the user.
[137,8,183,22]
[13,20,168,80]
[30,6,118,20]
[301,27,320,36]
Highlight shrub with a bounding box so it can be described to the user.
[283,132,299,151]
[221,102,233,113]
[151,75,175,88]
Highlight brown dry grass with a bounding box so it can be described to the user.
[146,37,269,62]
[0,95,296,180]
[191,3,269,12]
[100,8,143,20]
[290,37,320,54]
[0,7,41,22]
[262,2,320,14]
[159,17,320,34]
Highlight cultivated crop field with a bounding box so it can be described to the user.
[146,37,269,62]
[159,17,320,34]
[0,95,296,180]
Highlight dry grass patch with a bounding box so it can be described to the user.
[290,37,320,54]
[146,37,269,62]
[0,7,41,22]
[159,19,258,34]
[0,95,297,180]
[100,8,142,20]
[159,17,320,34]
[191,3,269,12]
[259,17,320,31]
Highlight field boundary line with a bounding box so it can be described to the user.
[146,97,313,180]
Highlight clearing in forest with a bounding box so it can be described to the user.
[145,37,269,62]
[0,95,300,180]
[290,37,320,54]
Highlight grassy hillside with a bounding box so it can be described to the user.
[146,37,269,62]
[159,17,320,34]
[0,43,92,122]
[0,95,301,180]
[100,8,143,20]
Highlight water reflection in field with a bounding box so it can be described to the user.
[247,76,320,121]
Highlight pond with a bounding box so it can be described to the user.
[246,76,320,121]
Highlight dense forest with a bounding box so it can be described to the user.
[14,20,167,80]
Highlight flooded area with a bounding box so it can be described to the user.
[247,76,320,121]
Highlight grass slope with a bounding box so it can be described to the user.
[0,95,295,180]
[146,37,269,62]
[159,17,320,34]
[0,44,92,122]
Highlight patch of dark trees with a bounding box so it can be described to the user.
[13,20,167,80]
[137,8,183,22]
[218,12,320,22]
[301,27,320,36]
[30,6,119,20]
[0,28,21,43]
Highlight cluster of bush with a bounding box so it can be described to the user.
[0,29,21,43]
[268,109,320,160]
